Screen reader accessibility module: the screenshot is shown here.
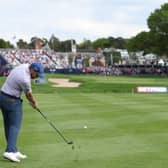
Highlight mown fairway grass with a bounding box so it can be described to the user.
[0,74,168,168]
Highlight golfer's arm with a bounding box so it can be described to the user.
[25,92,38,108]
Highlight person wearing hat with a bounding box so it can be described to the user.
[0,62,44,162]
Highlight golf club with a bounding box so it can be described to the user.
[34,107,73,145]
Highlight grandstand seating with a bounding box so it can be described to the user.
[0,49,167,76]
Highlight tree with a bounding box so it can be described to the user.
[0,39,14,48]
[78,39,93,50]
[112,51,121,64]
[17,39,29,49]
[60,40,72,52]
[147,3,168,56]
[49,35,60,51]
[127,3,168,57]
[28,37,38,49]
[148,3,168,35]
[108,37,127,49]
[127,31,152,54]
[92,38,109,49]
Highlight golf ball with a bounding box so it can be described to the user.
[84,125,87,129]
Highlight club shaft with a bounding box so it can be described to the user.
[36,108,70,144]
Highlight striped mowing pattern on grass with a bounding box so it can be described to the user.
[0,75,168,168]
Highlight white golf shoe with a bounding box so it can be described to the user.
[15,152,27,159]
[3,152,20,162]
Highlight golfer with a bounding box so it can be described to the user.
[0,62,44,162]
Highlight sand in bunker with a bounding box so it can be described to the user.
[48,78,81,88]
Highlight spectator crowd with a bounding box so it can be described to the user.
[0,49,168,76]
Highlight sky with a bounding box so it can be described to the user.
[0,0,167,44]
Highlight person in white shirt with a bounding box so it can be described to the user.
[0,62,44,162]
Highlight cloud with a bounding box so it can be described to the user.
[0,0,167,43]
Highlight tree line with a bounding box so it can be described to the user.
[0,35,128,52]
[0,3,167,57]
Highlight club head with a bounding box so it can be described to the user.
[67,141,74,145]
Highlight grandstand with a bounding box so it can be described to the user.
[0,49,55,67]
[0,48,168,76]
[0,49,92,75]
